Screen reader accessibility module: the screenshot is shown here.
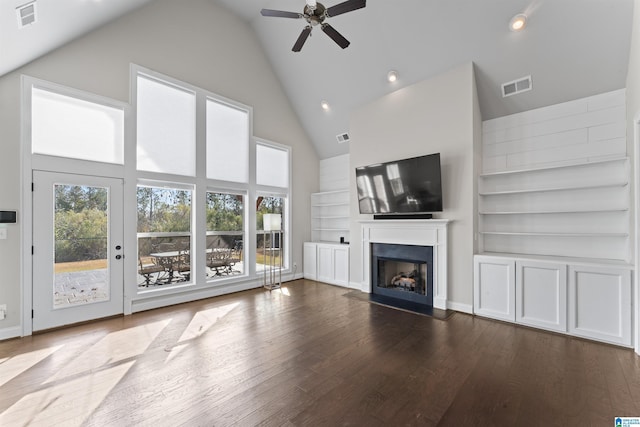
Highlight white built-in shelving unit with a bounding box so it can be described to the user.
[311,189,350,243]
[474,89,633,347]
[478,157,631,262]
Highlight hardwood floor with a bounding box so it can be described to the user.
[1,279,639,426]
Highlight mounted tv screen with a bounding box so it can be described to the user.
[356,153,443,215]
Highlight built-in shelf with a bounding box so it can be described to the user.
[478,157,630,262]
[479,208,629,215]
[311,190,349,243]
[479,156,627,177]
[480,231,629,238]
[479,181,627,196]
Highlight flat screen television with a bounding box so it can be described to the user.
[356,153,443,216]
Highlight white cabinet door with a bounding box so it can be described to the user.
[474,256,515,322]
[516,260,567,332]
[303,242,317,280]
[317,245,334,283]
[568,265,632,346]
[333,246,350,287]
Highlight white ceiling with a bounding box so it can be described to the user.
[1,0,634,159]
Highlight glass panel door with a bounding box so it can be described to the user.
[33,171,124,331]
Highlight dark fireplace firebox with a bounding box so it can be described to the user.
[371,243,433,307]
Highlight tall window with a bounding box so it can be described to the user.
[136,75,196,176]
[133,66,290,293]
[206,192,245,278]
[136,185,192,287]
[206,99,249,183]
[256,196,284,272]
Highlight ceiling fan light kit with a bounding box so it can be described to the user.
[260,0,366,52]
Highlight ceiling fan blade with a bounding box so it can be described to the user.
[326,0,366,17]
[321,24,350,49]
[260,9,303,18]
[292,26,312,52]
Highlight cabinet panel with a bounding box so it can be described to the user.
[516,260,567,332]
[303,242,317,280]
[473,256,515,321]
[568,265,631,346]
[317,245,334,284]
[333,246,349,286]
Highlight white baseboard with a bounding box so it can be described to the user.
[349,281,367,292]
[447,301,473,314]
[130,273,303,314]
[0,325,23,341]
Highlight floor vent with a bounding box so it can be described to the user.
[502,75,532,97]
[336,132,350,143]
[16,1,37,28]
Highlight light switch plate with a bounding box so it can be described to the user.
[0,228,6,240]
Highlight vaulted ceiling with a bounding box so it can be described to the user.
[1,0,634,159]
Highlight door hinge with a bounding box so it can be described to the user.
[31,182,34,192]
[31,309,34,319]
[31,246,34,255]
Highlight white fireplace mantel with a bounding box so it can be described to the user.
[360,219,450,310]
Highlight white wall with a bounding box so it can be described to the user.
[349,63,480,311]
[625,0,640,355]
[319,154,350,192]
[0,0,318,337]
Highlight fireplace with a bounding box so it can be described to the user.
[372,243,433,306]
[360,219,449,310]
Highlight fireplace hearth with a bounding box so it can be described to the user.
[372,243,433,306]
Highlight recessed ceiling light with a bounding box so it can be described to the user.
[320,100,330,111]
[387,70,398,83]
[509,13,527,32]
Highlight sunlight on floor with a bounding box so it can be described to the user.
[0,346,63,388]
[44,319,170,384]
[0,361,134,426]
[164,303,240,363]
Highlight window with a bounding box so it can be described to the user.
[136,185,192,287]
[205,192,245,278]
[256,143,289,188]
[206,99,249,183]
[136,75,196,176]
[31,87,124,164]
[256,195,285,272]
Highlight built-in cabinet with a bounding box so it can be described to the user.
[311,190,350,244]
[474,254,632,347]
[304,242,350,287]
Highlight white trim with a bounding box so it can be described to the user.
[634,112,640,355]
[21,76,132,336]
[447,301,473,314]
[0,326,22,341]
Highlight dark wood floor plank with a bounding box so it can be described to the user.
[0,280,638,426]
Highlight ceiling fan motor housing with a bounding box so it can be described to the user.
[304,3,326,26]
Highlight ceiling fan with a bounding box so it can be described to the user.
[260,0,366,52]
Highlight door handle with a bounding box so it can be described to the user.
[115,254,123,260]
[115,245,122,250]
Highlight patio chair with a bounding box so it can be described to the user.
[226,242,242,274]
[172,250,191,281]
[138,256,165,286]
[207,249,230,277]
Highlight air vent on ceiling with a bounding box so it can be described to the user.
[336,133,350,144]
[16,1,37,28]
[501,75,532,98]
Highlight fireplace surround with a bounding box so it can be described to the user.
[360,219,449,310]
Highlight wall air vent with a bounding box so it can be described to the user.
[16,1,37,28]
[336,132,350,143]
[501,75,532,98]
